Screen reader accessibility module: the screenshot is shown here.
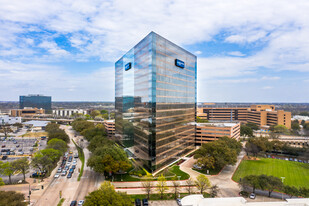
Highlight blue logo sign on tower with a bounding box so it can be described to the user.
[175,59,185,68]
[125,62,132,71]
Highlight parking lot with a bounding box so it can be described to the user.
[0,137,39,157]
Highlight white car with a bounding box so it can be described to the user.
[54,174,60,178]
[249,193,256,199]
[66,162,71,166]
[78,200,84,205]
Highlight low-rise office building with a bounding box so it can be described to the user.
[195,122,240,145]
[104,120,115,137]
[52,109,88,117]
[11,107,45,117]
[0,115,22,125]
[198,105,291,129]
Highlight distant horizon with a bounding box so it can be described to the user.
[1,100,309,104]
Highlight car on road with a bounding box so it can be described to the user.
[78,200,84,205]
[66,162,71,166]
[61,171,67,176]
[69,168,74,173]
[176,198,182,206]
[57,168,62,173]
[67,172,72,178]
[16,144,20,148]
[142,199,148,206]
[54,174,60,178]
[74,153,79,158]
[71,165,76,169]
[135,198,141,206]
[14,141,17,144]
[249,193,256,199]
[72,161,77,165]
[70,201,77,206]
[69,151,73,154]
[65,165,69,170]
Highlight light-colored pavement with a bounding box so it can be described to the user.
[1,125,103,206]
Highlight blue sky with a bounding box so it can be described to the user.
[0,0,308,102]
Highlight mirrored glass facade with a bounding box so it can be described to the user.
[19,95,52,113]
[115,32,196,171]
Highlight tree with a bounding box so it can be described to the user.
[196,116,208,123]
[84,181,132,206]
[45,123,60,133]
[284,185,299,198]
[195,174,211,194]
[299,187,309,198]
[185,178,195,194]
[41,148,62,164]
[81,127,106,142]
[242,175,260,193]
[31,152,53,180]
[156,175,168,199]
[90,110,100,119]
[261,175,283,197]
[11,157,30,181]
[0,191,27,206]
[240,125,253,137]
[87,145,131,176]
[141,178,153,199]
[172,176,180,199]
[100,109,108,114]
[245,142,260,157]
[0,162,16,184]
[194,138,239,170]
[273,125,289,134]
[291,120,300,131]
[268,131,280,139]
[246,122,259,131]
[72,119,95,133]
[87,135,113,152]
[0,177,4,186]
[47,138,68,154]
[48,129,70,143]
[0,124,12,139]
[210,185,220,197]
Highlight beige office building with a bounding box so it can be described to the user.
[195,122,240,145]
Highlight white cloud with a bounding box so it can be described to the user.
[262,86,273,90]
[227,51,246,57]
[195,51,202,55]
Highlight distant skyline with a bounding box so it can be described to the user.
[0,0,308,102]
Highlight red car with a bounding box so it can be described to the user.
[1,145,5,148]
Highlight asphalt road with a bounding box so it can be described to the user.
[34,125,104,206]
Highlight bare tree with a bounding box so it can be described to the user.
[185,178,195,194]
[172,177,180,199]
[210,185,220,197]
[141,178,153,199]
[0,124,12,139]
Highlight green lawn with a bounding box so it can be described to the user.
[232,158,309,188]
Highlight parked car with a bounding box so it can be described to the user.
[67,172,72,178]
[1,145,5,148]
[249,193,256,199]
[18,148,22,152]
[78,200,84,205]
[142,199,148,206]
[1,155,8,160]
[16,144,20,148]
[14,141,17,144]
[176,198,182,206]
[70,201,77,206]
[135,198,141,206]
[61,171,67,176]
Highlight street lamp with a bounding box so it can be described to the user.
[281,177,285,200]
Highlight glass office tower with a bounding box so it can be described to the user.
[19,94,52,113]
[115,32,196,171]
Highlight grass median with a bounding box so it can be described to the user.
[72,139,85,181]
